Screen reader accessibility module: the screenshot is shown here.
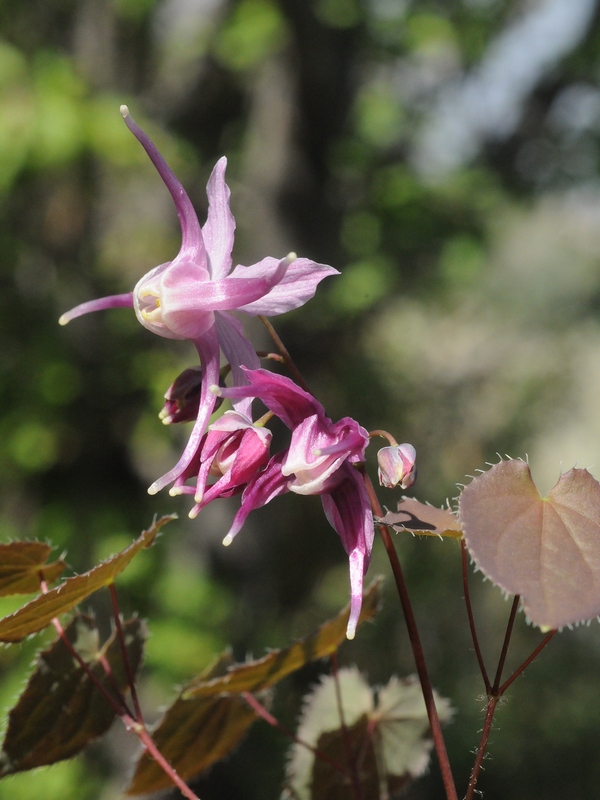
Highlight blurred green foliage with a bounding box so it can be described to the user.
[2,0,600,798]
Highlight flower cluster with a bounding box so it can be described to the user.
[60,107,416,638]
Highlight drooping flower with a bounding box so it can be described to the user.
[177,410,273,513]
[59,106,338,498]
[212,368,373,639]
[377,443,417,489]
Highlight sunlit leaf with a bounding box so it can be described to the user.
[0,516,174,642]
[0,542,66,595]
[127,581,382,796]
[283,668,452,800]
[459,460,600,629]
[183,578,382,699]
[377,498,462,538]
[0,614,146,774]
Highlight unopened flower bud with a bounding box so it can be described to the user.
[377,443,417,489]
[160,367,224,425]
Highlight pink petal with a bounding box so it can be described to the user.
[203,157,235,281]
[121,107,204,261]
[214,312,260,417]
[236,258,339,316]
[148,326,221,495]
[59,293,134,326]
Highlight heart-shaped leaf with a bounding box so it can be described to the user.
[459,460,600,629]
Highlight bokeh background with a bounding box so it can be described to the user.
[2,0,600,797]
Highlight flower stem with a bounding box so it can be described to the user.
[258,316,312,393]
[362,471,458,800]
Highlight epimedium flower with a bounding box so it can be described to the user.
[171,409,273,512]
[59,105,338,497]
[377,443,417,489]
[211,368,373,639]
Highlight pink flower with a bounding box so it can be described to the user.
[377,443,417,489]
[213,368,373,639]
[175,410,273,514]
[59,106,338,497]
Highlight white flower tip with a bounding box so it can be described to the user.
[346,626,356,640]
[120,104,130,119]
[147,483,159,496]
[222,533,234,547]
[209,384,223,396]
[284,251,297,264]
[161,416,173,425]
[58,313,70,326]
[188,506,199,520]
[169,487,182,497]
[313,448,323,457]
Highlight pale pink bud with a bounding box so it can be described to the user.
[377,443,417,489]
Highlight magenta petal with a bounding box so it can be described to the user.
[148,326,221,495]
[243,368,326,429]
[236,258,339,316]
[121,107,204,261]
[203,157,235,281]
[59,293,134,325]
[222,451,289,544]
[321,465,374,639]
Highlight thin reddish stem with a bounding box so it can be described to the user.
[49,616,129,718]
[109,583,144,722]
[362,470,458,800]
[241,692,347,775]
[258,316,312,392]
[461,540,491,693]
[499,629,557,695]
[130,718,201,800]
[465,696,498,800]
[331,651,365,800]
[492,595,520,693]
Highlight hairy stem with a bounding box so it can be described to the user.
[362,471,458,800]
[465,696,498,800]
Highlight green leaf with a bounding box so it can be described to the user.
[377,498,462,538]
[0,542,66,595]
[0,515,174,642]
[126,581,382,796]
[283,668,452,800]
[0,614,146,774]
[459,460,600,629]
